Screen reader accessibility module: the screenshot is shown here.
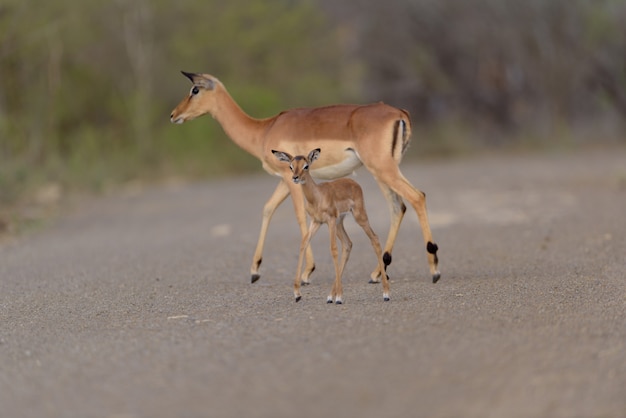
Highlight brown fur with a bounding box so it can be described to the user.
[170,72,440,284]
[272,149,390,302]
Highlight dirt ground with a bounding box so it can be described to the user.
[1,148,625,418]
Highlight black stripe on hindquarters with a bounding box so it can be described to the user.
[391,121,400,158]
[391,119,409,158]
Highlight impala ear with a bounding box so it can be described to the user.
[201,78,216,90]
[272,150,292,163]
[181,71,197,83]
[308,148,321,163]
[181,71,216,90]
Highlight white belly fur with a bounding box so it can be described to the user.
[310,149,362,180]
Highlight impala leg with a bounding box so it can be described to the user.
[250,180,290,283]
[335,215,352,281]
[369,182,405,283]
[379,169,440,283]
[294,221,320,302]
[287,180,316,284]
[353,205,390,301]
[327,219,343,304]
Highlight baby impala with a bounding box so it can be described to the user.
[273,148,390,303]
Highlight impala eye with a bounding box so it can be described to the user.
[289,164,294,171]
[191,86,199,95]
[303,164,309,170]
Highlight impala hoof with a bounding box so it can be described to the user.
[335,297,343,305]
[368,278,381,284]
[251,274,260,284]
[432,272,441,284]
[295,295,302,302]
[383,294,390,302]
[327,296,333,304]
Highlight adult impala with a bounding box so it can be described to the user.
[170,71,440,284]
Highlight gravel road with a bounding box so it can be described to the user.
[1,149,625,418]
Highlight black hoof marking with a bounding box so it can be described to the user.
[383,252,392,267]
[369,278,380,284]
[335,300,343,305]
[327,299,333,304]
[295,296,302,302]
[432,273,441,284]
[384,296,390,302]
[251,274,261,284]
[300,281,310,286]
[427,241,439,264]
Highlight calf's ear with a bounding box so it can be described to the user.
[308,148,321,163]
[272,150,292,163]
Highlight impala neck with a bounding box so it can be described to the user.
[300,171,323,206]
[211,85,264,158]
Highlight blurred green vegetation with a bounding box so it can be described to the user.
[1,0,625,230]
[0,0,348,224]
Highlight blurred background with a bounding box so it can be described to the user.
[1,0,625,230]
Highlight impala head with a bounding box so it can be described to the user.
[170,71,221,124]
[272,148,321,184]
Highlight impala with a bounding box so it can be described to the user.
[273,148,390,303]
[170,71,440,284]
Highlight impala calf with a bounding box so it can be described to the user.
[170,72,440,285]
[272,148,390,303]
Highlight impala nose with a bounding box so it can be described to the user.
[170,114,184,124]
